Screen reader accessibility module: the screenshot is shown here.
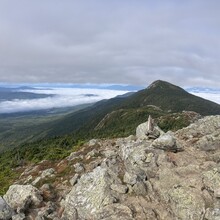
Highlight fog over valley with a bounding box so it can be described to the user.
[0,84,220,114]
[0,85,131,113]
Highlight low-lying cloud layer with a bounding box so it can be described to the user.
[1,85,220,114]
[187,88,220,105]
[0,88,128,113]
[0,1,220,87]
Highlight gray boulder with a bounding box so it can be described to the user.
[195,132,220,151]
[12,213,25,220]
[110,184,128,194]
[35,201,57,220]
[73,162,85,173]
[66,152,83,161]
[0,196,13,220]
[123,172,137,186]
[132,181,147,196]
[3,185,43,213]
[62,166,119,219]
[86,149,99,157]
[167,186,205,220]
[203,168,220,193]
[32,168,55,186]
[151,132,183,152]
[215,188,220,199]
[96,204,133,220]
[88,139,99,146]
[176,115,220,140]
[102,149,118,158]
[41,168,55,178]
[204,208,220,220]
[69,173,79,186]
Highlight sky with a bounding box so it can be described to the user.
[0,0,220,87]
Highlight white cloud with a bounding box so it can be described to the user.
[0,88,128,113]
[188,90,220,104]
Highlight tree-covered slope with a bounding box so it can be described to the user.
[1,80,220,151]
[121,80,220,115]
[46,80,220,137]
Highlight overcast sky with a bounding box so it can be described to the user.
[0,0,220,87]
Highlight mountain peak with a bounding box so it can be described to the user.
[146,80,186,93]
[120,79,220,115]
[147,80,184,92]
[147,80,167,88]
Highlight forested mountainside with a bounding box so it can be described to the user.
[1,80,220,152]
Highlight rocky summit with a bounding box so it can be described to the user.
[1,115,220,219]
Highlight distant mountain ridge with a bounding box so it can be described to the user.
[45,80,220,137]
[0,83,143,91]
[1,80,220,151]
[0,90,52,101]
[120,80,220,115]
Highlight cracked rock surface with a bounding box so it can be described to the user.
[2,115,220,219]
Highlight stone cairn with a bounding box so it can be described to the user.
[145,115,160,139]
[147,115,154,132]
[136,115,162,140]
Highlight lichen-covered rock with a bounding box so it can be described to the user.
[66,152,83,161]
[195,132,220,151]
[168,186,205,220]
[214,188,220,199]
[120,139,158,181]
[110,184,128,194]
[151,132,183,152]
[32,168,55,186]
[62,167,120,219]
[204,208,220,220]
[35,201,57,220]
[132,181,147,196]
[3,185,43,213]
[96,204,133,220]
[4,115,220,220]
[203,168,220,192]
[86,149,99,157]
[69,173,80,186]
[123,172,137,186]
[41,168,55,178]
[102,149,118,158]
[73,162,85,173]
[40,184,56,201]
[88,139,100,146]
[12,213,25,220]
[0,196,13,220]
[176,115,220,140]
[118,139,142,160]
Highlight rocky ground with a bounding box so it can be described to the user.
[1,115,220,220]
